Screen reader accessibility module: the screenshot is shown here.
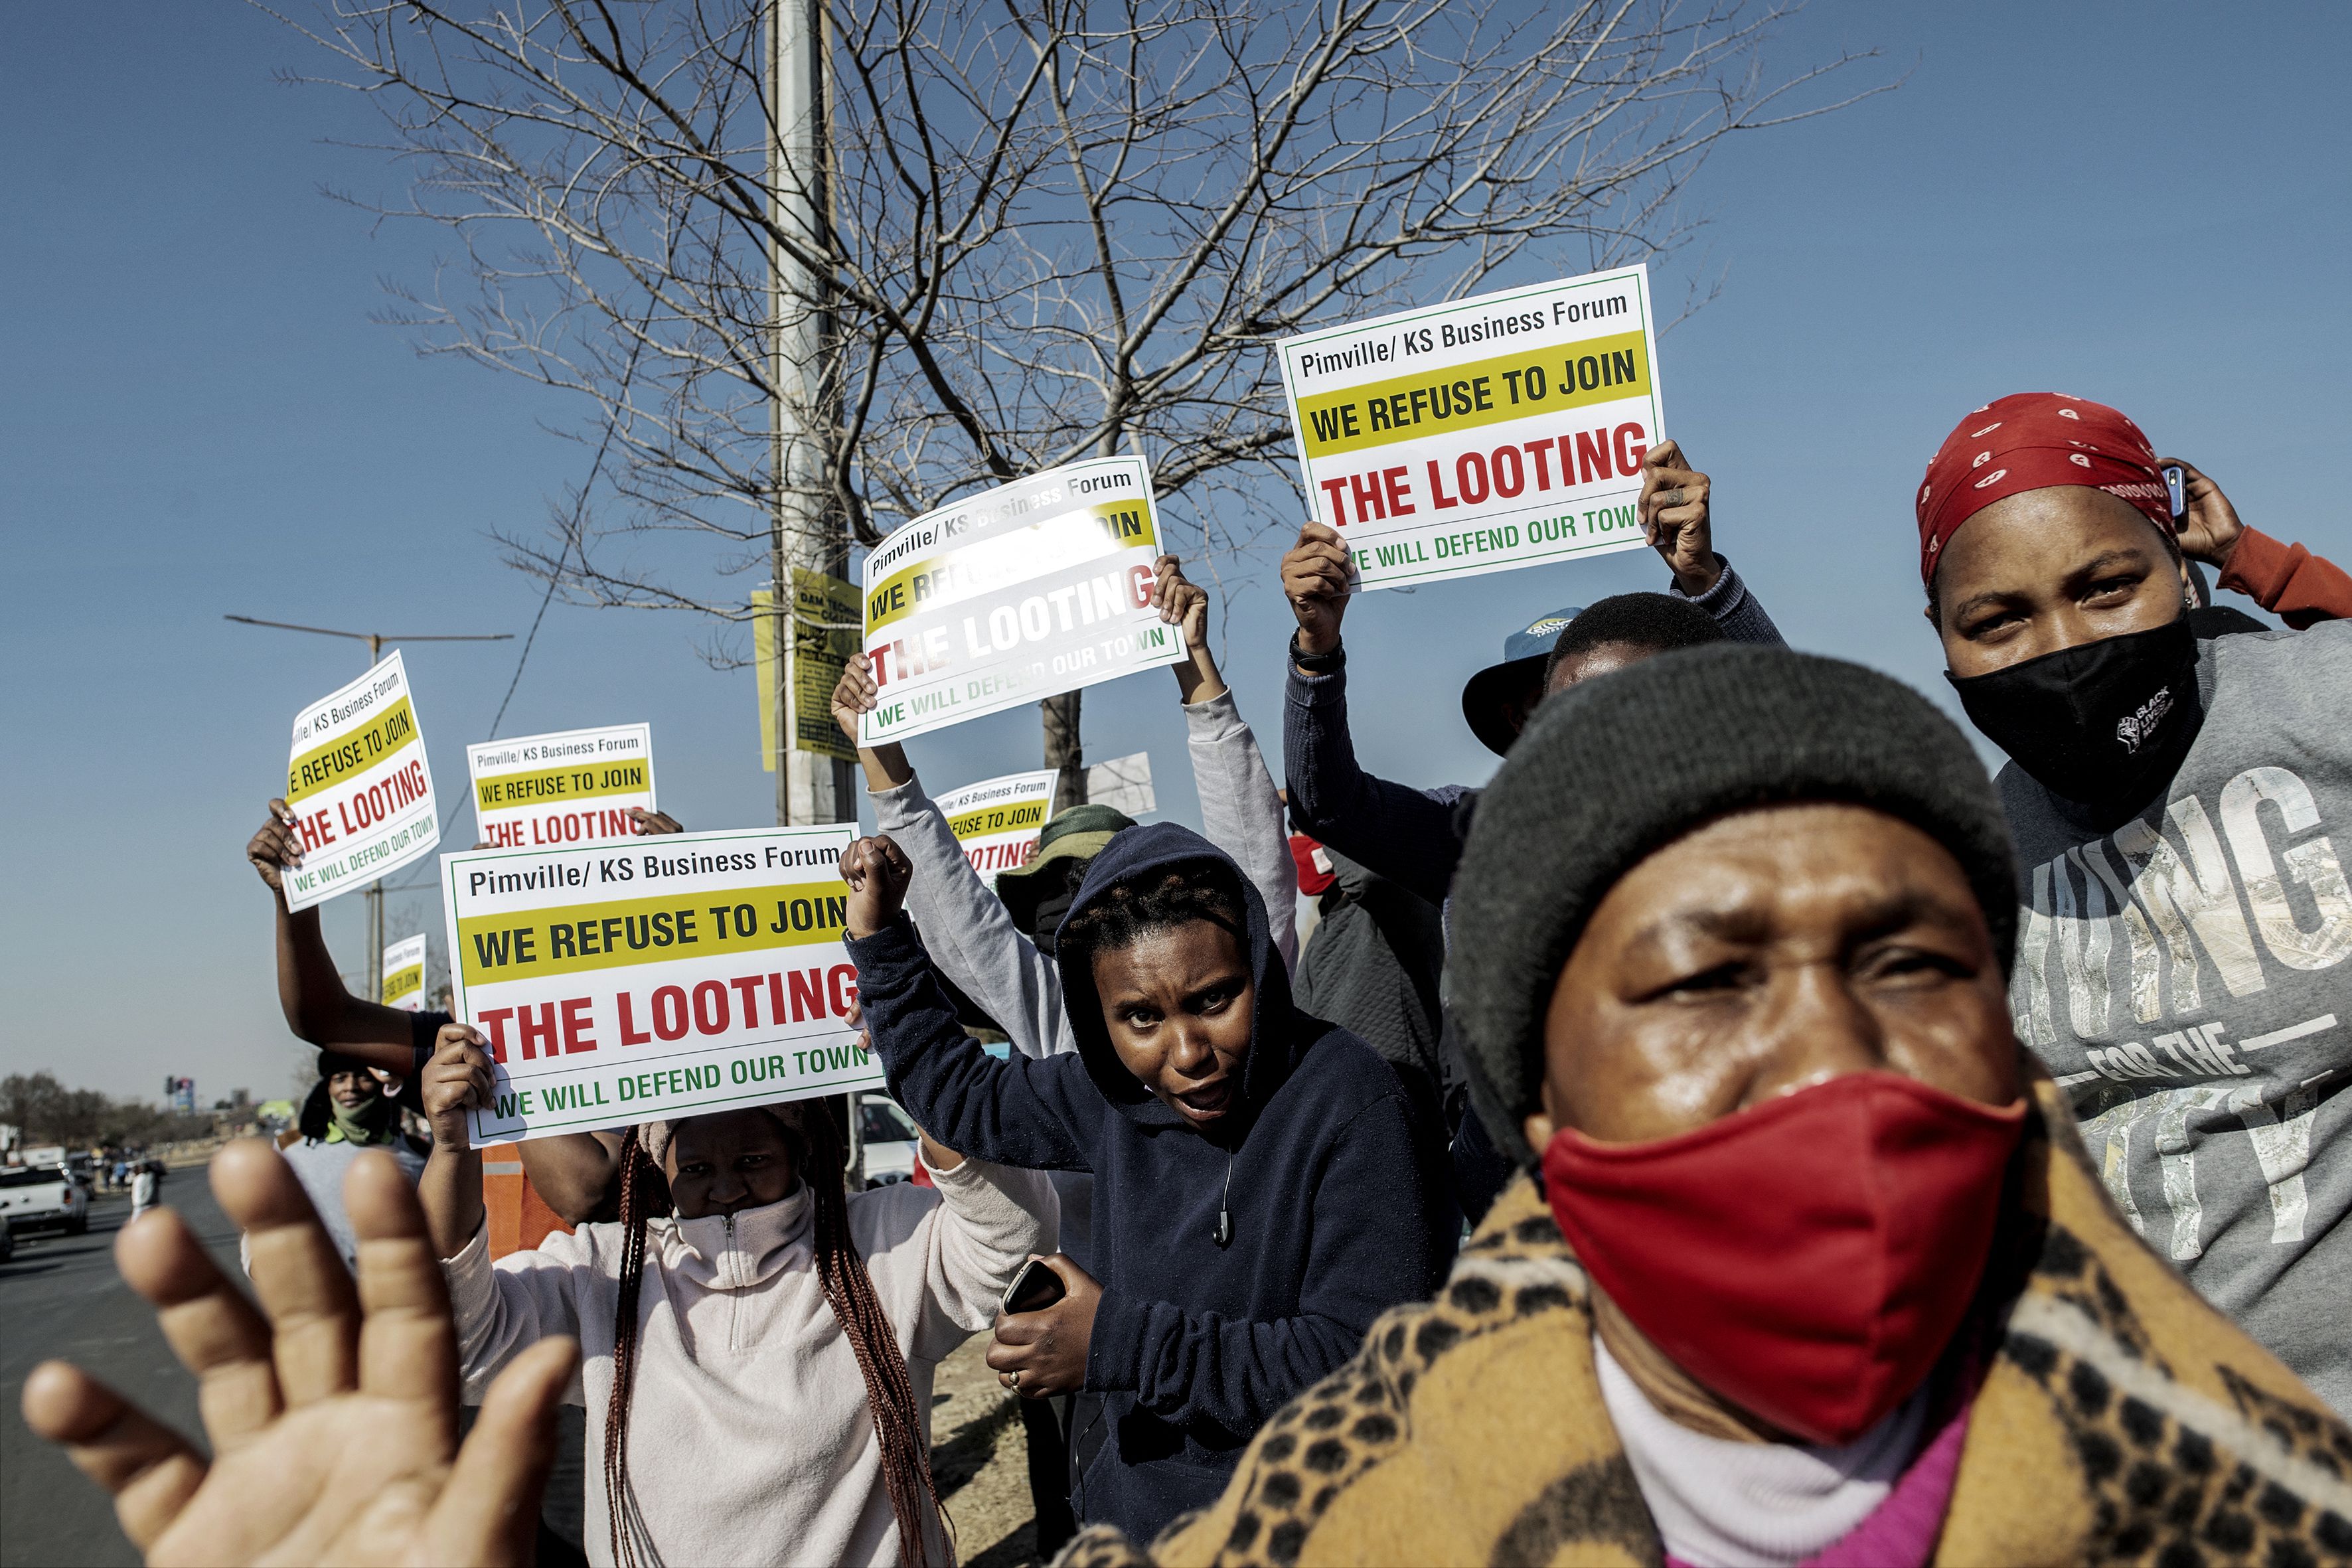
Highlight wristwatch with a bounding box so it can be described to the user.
[1289,631,1346,674]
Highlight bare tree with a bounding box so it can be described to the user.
[268,0,1881,785]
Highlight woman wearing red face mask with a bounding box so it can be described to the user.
[1061,647,2352,1568]
[1921,394,2352,1424]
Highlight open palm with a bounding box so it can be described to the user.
[21,1140,575,1567]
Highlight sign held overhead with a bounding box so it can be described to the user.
[383,933,429,1012]
[933,769,1059,874]
[439,824,879,1143]
[858,455,1185,745]
[280,650,440,911]
[1277,264,1664,590]
[469,724,657,850]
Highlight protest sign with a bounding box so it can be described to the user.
[934,769,1059,875]
[1276,264,1664,591]
[280,651,439,912]
[755,570,860,768]
[469,724,656,850]
[382,933,428,1013]
[1085,751,1155,819]
[439,824,878,1142]
[858,455,1185,745]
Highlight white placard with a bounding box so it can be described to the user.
[441,825,878,1142]
[281,651,440,912]
[1085,752,1155,819]
[1276,264,1665,590]
[858,455,1186,744]
[468,724,657,850]
[382,933,428,1013]
[933,769,1060,875]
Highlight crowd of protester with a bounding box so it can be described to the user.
[26,389,2352,1567]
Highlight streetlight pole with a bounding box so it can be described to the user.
[226,615,512,1000]
[768,0,855,833]
[767,0,864,1182]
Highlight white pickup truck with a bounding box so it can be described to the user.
[0,1164,89,1236]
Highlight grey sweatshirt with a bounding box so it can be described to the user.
[870,686,1298,1266]
[2004,622,2352,1415]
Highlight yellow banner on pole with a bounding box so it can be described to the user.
[756,569,858,769]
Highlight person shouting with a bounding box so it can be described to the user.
[412,1031,1056,1568]
[1919,392,2352,1417]
[833,550,1306,1556]
[1069,645,2352,1568]
[838,826,1443,1544]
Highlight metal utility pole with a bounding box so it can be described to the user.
[768,0,857,834]
[226,616,511,1000]
[769,0,864,1182]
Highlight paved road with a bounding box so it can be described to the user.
[0,1177,242,1568]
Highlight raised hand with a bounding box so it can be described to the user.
[1638,439,1720,596]
[246,799,303,894]
[838,834,915,939]
[830,651,881,742]
[20,1140,576,1567]
[627,807,685,836]
[1150,553,1210,649]
[828,651,916,793]
[420,1026,497,1152]
[2159,456,2246,570]
[1281,521,1352,659]
[1150,554,1228,703]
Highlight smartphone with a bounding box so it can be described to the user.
[2163,464,2188,524]
[1000,1257,1067,1316]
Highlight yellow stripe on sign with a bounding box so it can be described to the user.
[1294,331,1650,459]
[945,799,1052,840]
[476,759,651,811]
[287,697,419,803]
[383,965,424,1004]
[455,879,850,985]
[866,501,1156,633]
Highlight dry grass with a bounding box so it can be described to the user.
[931,1332,1044,1568]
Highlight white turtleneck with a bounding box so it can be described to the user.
[1594,1339,1926,1568]
[444,1152,1056,1567]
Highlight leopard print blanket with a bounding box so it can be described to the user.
[1056,1077,2352,1567]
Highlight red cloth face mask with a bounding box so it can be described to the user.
[1542,1072,2024,1445]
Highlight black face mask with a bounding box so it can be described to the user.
[1026,884,1081,960]
[1948,615,2203,815]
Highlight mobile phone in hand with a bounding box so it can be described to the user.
[1000,1257,1067,1316]
[2163,464,2187,524]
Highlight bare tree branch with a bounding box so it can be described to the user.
[262,0,1887,647]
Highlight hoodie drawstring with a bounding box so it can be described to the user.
[1214,1150,1235,1247]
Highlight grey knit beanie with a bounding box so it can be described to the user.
[1451,644,2018,1170]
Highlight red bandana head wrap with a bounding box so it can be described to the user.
[1915,392,2171,587]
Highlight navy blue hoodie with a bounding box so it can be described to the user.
[846,823,1447,1541]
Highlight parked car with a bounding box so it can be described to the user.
[858,1097,922,1187]
[1,1165,89,1236]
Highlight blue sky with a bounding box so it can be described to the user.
[7,1,2350,1101]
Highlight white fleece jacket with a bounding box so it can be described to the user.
[444,1152,1056,1567]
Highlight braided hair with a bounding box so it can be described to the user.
[601,1103,947,1568]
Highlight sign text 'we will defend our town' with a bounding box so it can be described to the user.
[857,454,1185,746]
[442,825,879,1143]
[1277,264,1667,591]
